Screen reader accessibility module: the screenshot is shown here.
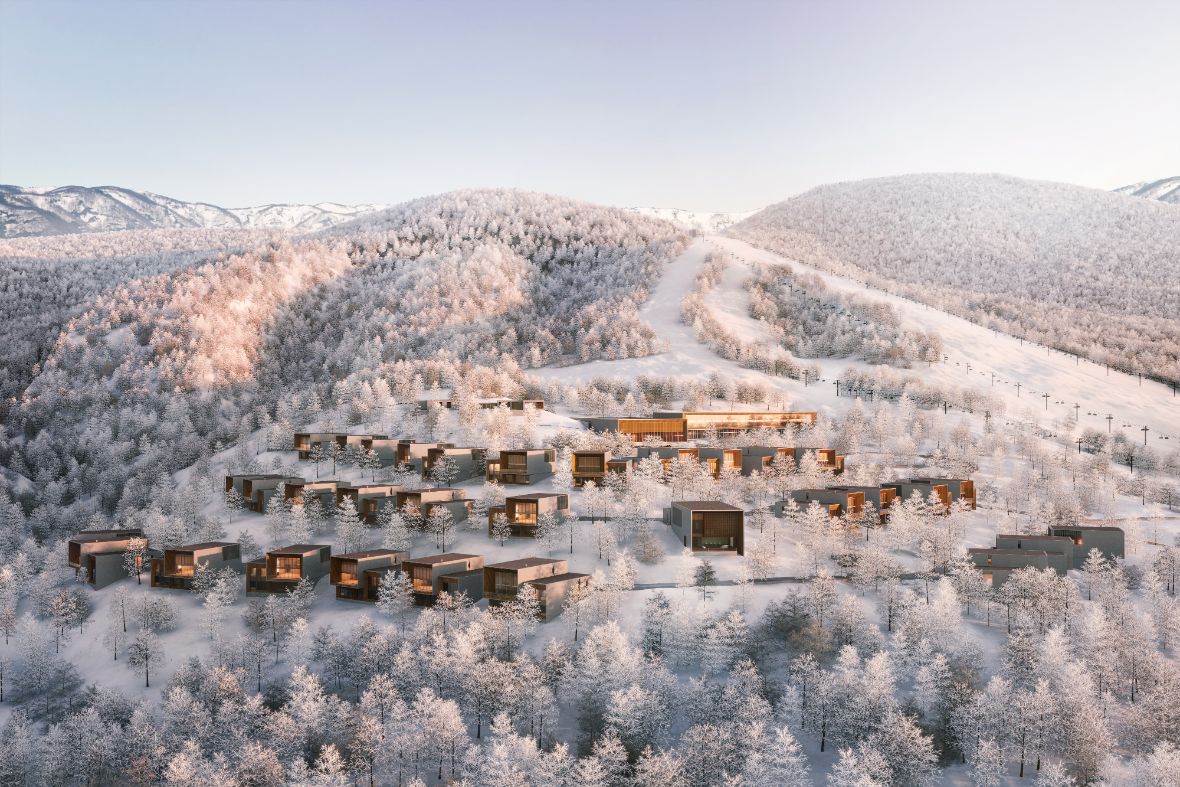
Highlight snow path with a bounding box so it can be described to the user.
[699,254,765,339]
[531,239,821,408]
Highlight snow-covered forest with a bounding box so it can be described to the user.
[0,228,278,406]
[1,183,1179,787]
[0,190,686,536]
[727,174,1180,386]
[747,263,943,368]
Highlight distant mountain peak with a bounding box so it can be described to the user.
[1113,176,1180,204]
[0,184,387,238]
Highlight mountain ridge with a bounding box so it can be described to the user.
[0,184,387,237]
[727,172,1180,385]
[1113,175,1180,204]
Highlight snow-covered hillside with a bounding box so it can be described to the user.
[624,206,757,232]
[535,235,1180,443]
[3,183,1179,787]
[2,187,688,509]
[0,184,386,237]
[728,173,1180,386]
[1114,175,1180,204]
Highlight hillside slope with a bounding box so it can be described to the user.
[1114,176,1180,204]
[4,189,686,527]
[727,173,1180,384]
[0,228,276,404]
[0,184,385,237]
[534,235,1179,445]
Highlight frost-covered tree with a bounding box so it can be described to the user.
[126,629,163,687]
[376,570,414,633]
[336,496,368,554]
[381,506,413,553]
[123,537,151,585]
[490,512,512,547]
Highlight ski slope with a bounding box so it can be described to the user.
[535,236,1180,447]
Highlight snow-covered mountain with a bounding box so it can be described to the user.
[623,205,757,232]
[0,184,387,237]
[727,173,1180,385]
[1113,176,1180,204]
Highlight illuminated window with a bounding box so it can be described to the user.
[511,503,538,524]
[272,556,302,580]
[171,553,194,576]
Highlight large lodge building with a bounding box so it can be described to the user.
[577,410,817,442]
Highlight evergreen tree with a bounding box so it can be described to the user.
[336,496,368,554]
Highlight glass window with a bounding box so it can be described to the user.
[273,556,301,580]
[172,552,194,576]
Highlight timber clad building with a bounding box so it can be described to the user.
[483,557,589,620]
[423,446,487,482]
[401,553,486,605]
[391,440,449,471]
[246,544,331,594]
[572,450,636,487]
[572,450,608,487]
[330,549,407,601]
[395,488,471,522]
[293,432,386,460]
[697,447,743,477]
[284,479,340,508]
[578,411,817,442]
[336,483,402,524]
[224,474,303,512]
[664,501,745,555]
[736,446,845,475]
[293,432,338,460]
[777,485,896,520]
[488,492,570,538]
[882,478,976,510]
[487,449,557,485]
[782,488,866,517]
[69,529,148,589]
[151,542,242,590]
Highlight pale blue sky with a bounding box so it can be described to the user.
[1,0,1177,211]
